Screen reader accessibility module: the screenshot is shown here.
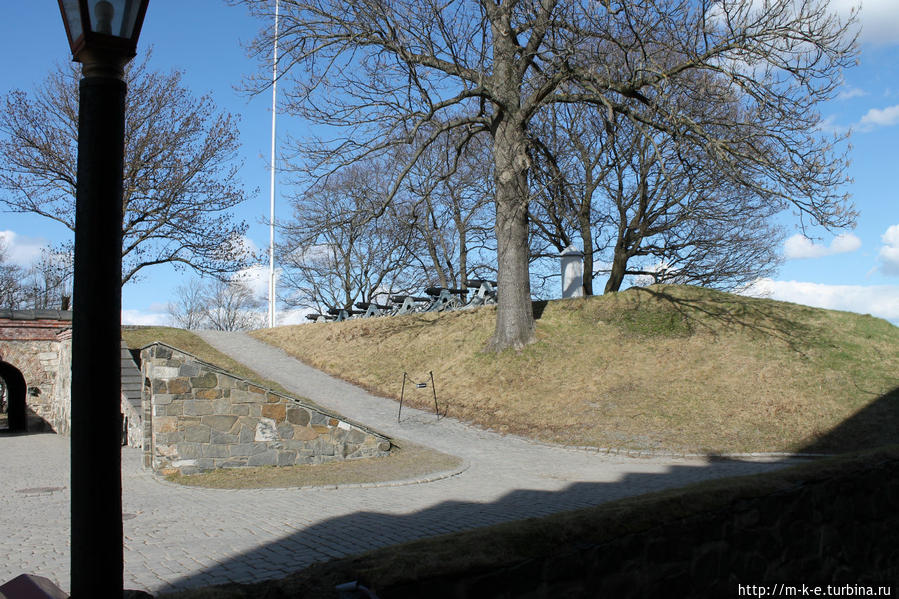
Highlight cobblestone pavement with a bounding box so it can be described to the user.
[0,331,802,595]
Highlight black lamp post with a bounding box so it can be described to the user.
[56,2,149,597]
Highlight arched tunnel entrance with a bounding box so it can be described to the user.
[0,361,27,432]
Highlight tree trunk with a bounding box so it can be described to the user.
[487,116,536,351]
[604,241,629,293]
[578,209,594,296]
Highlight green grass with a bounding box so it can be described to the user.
[250,285,899,454]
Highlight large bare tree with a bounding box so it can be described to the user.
[0,55,251,285]
[238,0,857,350]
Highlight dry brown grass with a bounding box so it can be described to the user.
[251,285,899,454]
[121,326,300,400]
[164,441,462,489]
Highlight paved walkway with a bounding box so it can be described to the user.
[0,331,800,595]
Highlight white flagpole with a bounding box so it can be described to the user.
[268,0,279,328]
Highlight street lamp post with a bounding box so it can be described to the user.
[56,2,149,596]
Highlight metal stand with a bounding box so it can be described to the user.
[397,371,443,423]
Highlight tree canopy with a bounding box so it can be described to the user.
[237,0,857,350]
[0,54,252,285]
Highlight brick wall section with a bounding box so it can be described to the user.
[140,342,391,475]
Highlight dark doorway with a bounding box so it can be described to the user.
[0,362,27,432]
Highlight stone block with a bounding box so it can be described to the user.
[230,404,250,416]
[154,393,175,406]
[230,443,267,457]
[219,459,248,468]
[261,403,286,421]
[178,364,200,377]
[311,425,330,434]
[201,414,239,432]
[196,388,223,400]
[248,384,266,394]
[247,450,279,467]
[292,426,318,441]
[277,422,294,439]
[155,416,179,433]
[151,366,180,379]
[311,412,328,426]
[255,418,279,441]
[328,418,339,427]
[155,347,173,359]
[171,458,197,468]
[230,389,257,404]
[190,372,218,389]
[165,403,184,416]
[239,423,255,443]
[277,450,298,466]
[287,407,310,426]
[210,430,239,444]
[184,425,211,443]
[347,429,366,444]
[176,444,201,459]
[167,378,192,394]
[183,400,214,416]
[200,444,230,458]
[195,458,215,470]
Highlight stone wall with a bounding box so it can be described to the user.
[50,331,72,435]
[0,313,73,432]
[140,342,391,475]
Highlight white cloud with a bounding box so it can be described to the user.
[783,233,861,259]
[234,264,278,302]
[837,86,867,100]
[858,104,899,129]
[882,224,899,246]
[277,308,316,325]
[879,224,899,276]
[830,0,899,45]
[0,230,48,266]
[121,309,170,326]
[741,278,899,324]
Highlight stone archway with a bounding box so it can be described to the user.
[0,361,27,432]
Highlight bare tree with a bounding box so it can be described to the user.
[0,54,251,285]
[237,0,857,350]
[203,278,265,332]
[167,278,209,330]
[21,245,74,310]
[278,161,425,311]
[0,240,24,309]
[399,131,496,289]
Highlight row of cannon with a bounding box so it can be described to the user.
[305,279,498,323]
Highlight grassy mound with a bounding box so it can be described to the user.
[251,285,899,454]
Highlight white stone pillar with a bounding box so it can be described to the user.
[559,246,585,298]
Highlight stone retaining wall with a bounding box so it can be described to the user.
[140,342,391,475]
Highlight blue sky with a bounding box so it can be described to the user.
[0,1,897,326]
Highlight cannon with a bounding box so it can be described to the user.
[463,279,497,308]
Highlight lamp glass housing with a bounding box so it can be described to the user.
[58,0,149,61]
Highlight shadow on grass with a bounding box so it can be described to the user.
[631,286,818,355]
[156,456,792,597]
[153,376,899,598]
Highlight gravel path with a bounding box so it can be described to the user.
[0,331,800,595]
